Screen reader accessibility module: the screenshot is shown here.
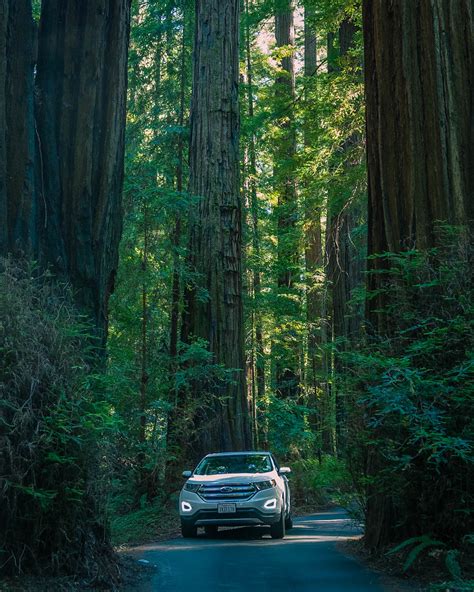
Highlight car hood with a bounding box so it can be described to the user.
[187,472,275,484]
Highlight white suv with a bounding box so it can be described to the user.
[179,451,292,539]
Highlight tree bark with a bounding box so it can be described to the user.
[245,0,265,445]
[165,3,190,487]
[0,0,9,253]
[169,6,187,360]
[304,7,320,348]
[274,0,300,399]
[182,0,251,456]
[363,0,474,549]
[34,0,131,339]
[325,18,363,453]
[303,4,325,450]
[364,0,474,331]
[0,0,37,255]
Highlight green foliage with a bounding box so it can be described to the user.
[445,550,462,581]
[107,0,194,506]
[344,227,474,544]
[110,498,178,546]
[387,534,469,581]
[387,535,446,572]
[240,0,366,456]
[291,455,353,507]
[112,9,471,589]
[31,0,41,21]
[0,258,116,577]
[264,396,315,457]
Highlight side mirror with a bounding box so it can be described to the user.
[279,467,291,475]
[182,470,192,478]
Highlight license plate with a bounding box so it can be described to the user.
[218,503,236,514]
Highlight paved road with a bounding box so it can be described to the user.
[128,508,396,591]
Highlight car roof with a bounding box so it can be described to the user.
[204,451,271,457]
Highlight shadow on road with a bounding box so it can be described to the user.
[198,511,361,543]
[132,508,362,555]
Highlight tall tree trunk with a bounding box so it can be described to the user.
[274,0,299,399]
[363,0,474,549]
[0,0,6,252]
[166,3,189,487]
[169,3,187,360]
[1,1,130,337]
[0,0,37,256]
[245,0,265,446]
[182,0,251,457]
[303,3,324,448]
[34,0,131,339]
[325,18,362,454]
[364,0,474,332]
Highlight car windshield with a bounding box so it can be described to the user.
[194,454,273,475]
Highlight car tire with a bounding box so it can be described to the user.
[181,522,197,538]
[285,514,293,530]
[204,525,218,537]
[270,511,286,539]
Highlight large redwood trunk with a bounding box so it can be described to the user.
[0,0,5,252]
[35,0,131,338]
[364,0,474,331]
[245,0,265,445]
[0,0,37,255]
[1,0,131,338]
[182,0,251,456]
[363,0,474,549]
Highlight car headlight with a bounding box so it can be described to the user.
[254,479,276,491]
[184,482,201,492]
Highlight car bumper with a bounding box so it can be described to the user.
[180,507,280,527]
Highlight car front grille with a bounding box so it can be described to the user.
[198,482,257,502]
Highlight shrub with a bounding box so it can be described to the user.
[291,455,355,509]
[0,258,117,582]
[343,227,474,545]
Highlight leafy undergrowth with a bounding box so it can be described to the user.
[0,258,119,585]
[290,455,362,517]
[341,538,474,592]
[111,496,181,547]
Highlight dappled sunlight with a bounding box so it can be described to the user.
[133,533,362,554]
[131,514,363,555]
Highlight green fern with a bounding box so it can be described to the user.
[463,534,474,545]
[386,535,445,572]
[386,535,428,555]
[445,549,462,581]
